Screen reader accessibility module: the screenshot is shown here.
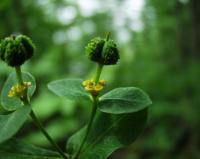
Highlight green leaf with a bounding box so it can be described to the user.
[0,139,62,159]
[66,108,148,159]
[1,72,36,111]
[98,87,152,114]
[48,78,91,101]
[0,106,31,144]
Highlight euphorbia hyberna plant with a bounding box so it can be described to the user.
[0,33,152,159]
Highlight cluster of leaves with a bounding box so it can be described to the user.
[48,78,151,158]
[0,73,151,159]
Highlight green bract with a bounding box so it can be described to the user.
[85,37,119,65]
[0,35,35,67]
[1,72,36,111]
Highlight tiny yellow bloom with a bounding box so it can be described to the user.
[82,79,106,96]
[8,82,32,99]
[95,84,103,92]
[99,80,106,86]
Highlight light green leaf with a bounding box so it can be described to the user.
[98,87,152,114]
[66,108,148,159]
[0,106,31,144]
[1,72,36,111]
[0,139,62,159]
[48,78,91,101]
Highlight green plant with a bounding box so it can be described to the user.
[0,34,152,159]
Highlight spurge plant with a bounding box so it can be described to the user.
[0,34,152,159]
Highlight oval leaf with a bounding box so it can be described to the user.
[98,87,152,114]
[48,78,91,101]
[66,108,148,159]
[1,72,36,111]
[0,106,31,144]
[0,139,62,159]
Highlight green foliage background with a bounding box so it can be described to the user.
[0,0,200,158]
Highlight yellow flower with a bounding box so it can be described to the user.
[82,79,106,96]
[8,82,32,99]
[99,80,106,86]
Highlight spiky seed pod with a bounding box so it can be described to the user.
[85,37,119,65]
[0,35,35,67]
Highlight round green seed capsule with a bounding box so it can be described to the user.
[0,35,35,67]
[85,36,120,65]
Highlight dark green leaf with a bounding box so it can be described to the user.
[0,139,62,159]
[66,108,148,159]
[0,106,31,144]
[98,87,152,114]
[1,72,36,111]
[48,78,91,101]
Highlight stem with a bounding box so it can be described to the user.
[106,32,110,41]
[29,108,69,159]
[74,63,104,159]
[93,63,103,83]
[15,66,23,84]
[74,97,98,159]
[15,67,68,159]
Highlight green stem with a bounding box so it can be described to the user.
[74,63,104,159]
[106,32,110,41]
[93,63,103,83]
[29,108,69,159]
[15,67,68,159]
[74,97,98,159]
[15,66,23,84]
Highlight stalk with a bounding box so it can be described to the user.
[94,64,103,83]
[74,64,103,159]
[74,97,98,159]
[15,66,23,84]
[15,66,68,159]
[29,107,69,159]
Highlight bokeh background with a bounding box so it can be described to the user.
[0,0,200,158]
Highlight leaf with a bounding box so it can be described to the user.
[98,87,152,114]
[66,108,148,159]
[1,72,36,111]
[48,78,91,101]
[0,138,62,159]
[0,106,31,144]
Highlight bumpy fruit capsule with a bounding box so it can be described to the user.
[0,35,35,67]
[85,36,119,65]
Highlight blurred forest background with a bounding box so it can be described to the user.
[0,0,200,159]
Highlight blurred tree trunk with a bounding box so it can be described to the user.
[176,0,200,63]
[176,1,191,62]
[190,0,200,58]
[12,0,29,34]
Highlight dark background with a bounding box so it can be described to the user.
[0,0,200,158]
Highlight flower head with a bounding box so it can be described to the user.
[82,79,106,96]
[8,82,32,99]
[0,35,35,67]
[85,36,119,65]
